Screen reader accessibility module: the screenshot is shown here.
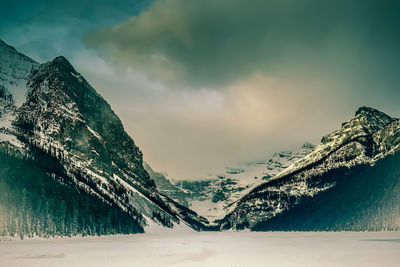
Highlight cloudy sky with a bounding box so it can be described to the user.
[2,0,400,178]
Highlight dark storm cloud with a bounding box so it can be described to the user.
[84,0,400,89]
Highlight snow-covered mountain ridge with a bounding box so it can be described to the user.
[171,143,315,221]
[1,38,399,235]
[0,39,210,237]
[218,106,400,230]
[0,39,38,107]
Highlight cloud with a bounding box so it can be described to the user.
[84,0,400,89]
[3,0,400,178]
[80,0,400,177]
[72,50,333,177]
[86,66,345,178]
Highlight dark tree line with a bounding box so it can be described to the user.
[152,211,173,228]
[252,152,400,231]
[0,85,14,102]
[0,151,144,239]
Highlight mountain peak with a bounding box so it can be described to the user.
[0,38,13,49]
[0,38,17,52]
[351,106,395,132]
[0,39,39,107]
[47,56,76,73]
[355,106,392,119]
[320,107,395,145]
[53,55,71,64]
[0,38,37,64]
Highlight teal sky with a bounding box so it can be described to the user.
[2,0,400,178]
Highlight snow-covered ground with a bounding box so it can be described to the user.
[1,232,399,267]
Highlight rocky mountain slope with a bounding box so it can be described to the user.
[1,38,398,235]
[218,107,400,230]
[171,143,315,221]
[0,39,39,107]
[144,163,189,207]
[0,39,210,238]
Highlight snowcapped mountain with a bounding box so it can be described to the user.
[0,39,210,238]
[1,38,399,236]
[172,143,315,221]
[218,107,400,230]
[0,40,38,149]
[0,39,39,107]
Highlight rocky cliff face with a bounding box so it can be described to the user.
[219,107,400,230]
[0,39,210,237]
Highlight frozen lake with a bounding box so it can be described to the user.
[1,231,400,267]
